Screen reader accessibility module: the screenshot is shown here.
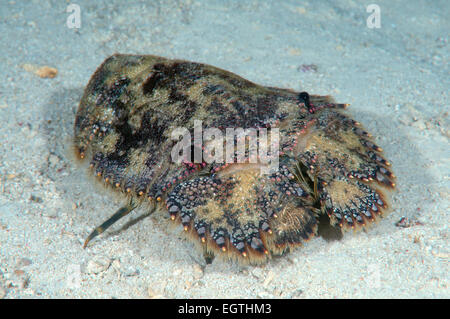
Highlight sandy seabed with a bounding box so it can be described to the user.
[0,0,448,298]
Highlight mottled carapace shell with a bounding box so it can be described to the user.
[74,54,395,264]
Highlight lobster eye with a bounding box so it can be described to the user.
[298,91,310,106]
